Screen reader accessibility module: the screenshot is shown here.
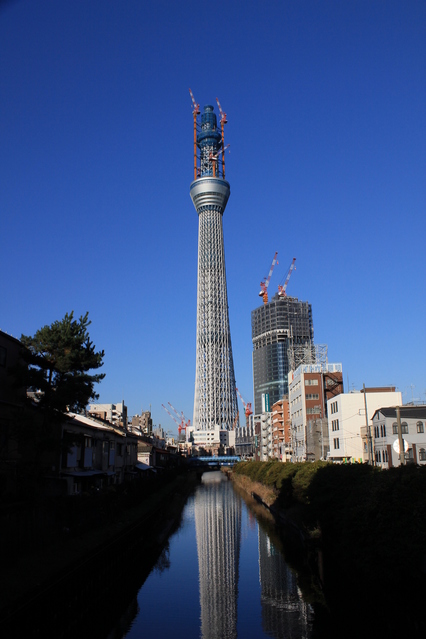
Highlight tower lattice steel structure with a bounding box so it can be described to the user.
[190,96,238,430]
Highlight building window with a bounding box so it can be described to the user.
[306,407,321,415]
[419,448,426,462]
[332,419,339,432]
[392,422,408,435]
[380,424,386,437]
[305,379,319,386]
[333,438,340,450]
[330,400,338,415]
[417,421,424,434]
[306,393,319,400]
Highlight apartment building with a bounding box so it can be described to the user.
[289,363,343,461]
[88,401,128,429]
[271,396,291,461]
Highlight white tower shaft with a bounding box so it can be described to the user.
[190,176,238,430]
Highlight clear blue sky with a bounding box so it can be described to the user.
[1,0,425,433]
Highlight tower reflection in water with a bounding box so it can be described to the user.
[195,472,241,639]
[258,527,313,638]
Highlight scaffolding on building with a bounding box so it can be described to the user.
[287,342,328,373]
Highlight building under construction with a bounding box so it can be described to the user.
[251,293,314,415]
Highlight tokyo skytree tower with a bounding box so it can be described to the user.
[189,92,238,430]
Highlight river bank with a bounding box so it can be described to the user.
[1,470,199,638]
[230,460,426,639]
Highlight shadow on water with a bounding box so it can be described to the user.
[2,475,198,639]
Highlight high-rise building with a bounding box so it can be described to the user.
[251,294,314,416]
[190,101,238,431]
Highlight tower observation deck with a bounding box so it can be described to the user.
[190,98,238,431]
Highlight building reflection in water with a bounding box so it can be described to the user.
[195,472,242,639]
[258,526,313,638]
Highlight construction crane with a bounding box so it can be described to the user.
[236,388,253,428]
[278,258,296,297]
[161,403,190,436]
[168,401,191,433]
[259,251,278,304]
[162,404,182,432]
[216,97,228,178]
[189,88,200,181]
[209,144,230,177]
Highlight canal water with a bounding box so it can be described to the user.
[111,471,316,639]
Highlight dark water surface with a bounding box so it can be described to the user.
[112,471,315,639]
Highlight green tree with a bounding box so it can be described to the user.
[20,311,105,413]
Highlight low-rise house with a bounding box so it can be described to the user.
[61,413,138,494]
[137,439,170,469]
[371,405,426,467]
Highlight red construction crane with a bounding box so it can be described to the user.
[168,401,191,433]
[236,388,253,427]
[278,258,296,297]
[189,88,200,181]
[216,97,228,179]
[259,251,278,304]
[162,404,182,433]
[162,403,190,435]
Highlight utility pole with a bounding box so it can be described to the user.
[396,405,406,466]
[363,384,374,465]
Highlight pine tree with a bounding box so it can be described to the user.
[21,311,105,414]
